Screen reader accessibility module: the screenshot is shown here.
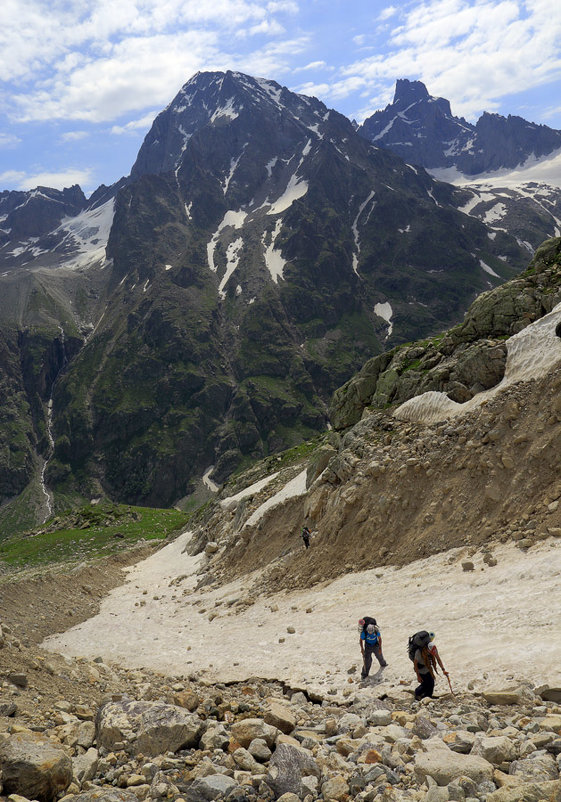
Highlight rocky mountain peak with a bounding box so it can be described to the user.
[393,77,430,106]
[130,69,335,181]
[360,79,561,175]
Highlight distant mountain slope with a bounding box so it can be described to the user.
[359,79,561,250]
[359,79,561,176]
[0,71,532,526]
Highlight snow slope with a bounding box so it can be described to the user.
[42,533,561,697]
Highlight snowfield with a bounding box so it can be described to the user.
[43,532,561,699]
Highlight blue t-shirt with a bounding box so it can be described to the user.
[361,628,380,646]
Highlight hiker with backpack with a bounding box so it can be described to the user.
[301,526,311,550]
[358,617,388,679]
[408,631,450,700]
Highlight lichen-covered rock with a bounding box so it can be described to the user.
[266,742,320,797]
[96,699,203,756]
[0,731,73,802]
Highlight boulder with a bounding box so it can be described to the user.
[185,773,238,801]
[483,688,535,706]
[266,743,320,797]
[96,699,203,756]
[414,739,494,786]
[486,780,561,801]
[232,747,262,773]
[509,752,558,782]
[248,738,272,762]
[72,747,98,784]
[264,700,297,734]
[0,731,73,802]
[321,774,349,800]
[200,724,230,751]
[538,715,561,733]
[442,731,476,754]
[230,718,278,747]
[471,735,517,764]
[539,688,561,704]
[68,792,140,802]
[369,709,392,727]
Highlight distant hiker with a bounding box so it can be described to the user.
[301,526,311,550]
[408,630,449,700]
[358,617,387,678]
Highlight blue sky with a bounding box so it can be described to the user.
[1,0,560,196]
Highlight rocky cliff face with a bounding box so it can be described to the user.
[359,80,561,252]
[359,80,561,176]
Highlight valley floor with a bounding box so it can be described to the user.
[42,532,561,698]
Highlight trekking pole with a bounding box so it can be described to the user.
[444,672,455,696]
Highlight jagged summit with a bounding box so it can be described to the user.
[359,78,561,175]
[130,69,338,181]
[393,77,430,106]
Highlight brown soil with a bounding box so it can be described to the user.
[0,543,160,720]
[208,368,561,595]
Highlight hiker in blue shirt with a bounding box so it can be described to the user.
[359,617,387,678]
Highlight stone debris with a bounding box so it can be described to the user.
[1,653,561,802]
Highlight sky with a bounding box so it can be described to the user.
[1,0,561,196]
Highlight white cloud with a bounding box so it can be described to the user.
[0,170,26,184]
[60,130,89,142]
[18,169,93,191]
[2,0,301,123]
[378,5,398,21]
[333,0,561,123]
[111,112,158,135]
[292,60,327,73]
[0,133,21,147]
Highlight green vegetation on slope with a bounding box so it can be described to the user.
[0,501,191,571]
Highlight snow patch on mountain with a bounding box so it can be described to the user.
[374,301,393,338]
[206,209,247,272]
[54,198,115,270]
[41,528,561,693]
[218,237,243,298]
[220,471,280,509]
[244,468,308,529]
[351,191,375,275]
[429,146,561,190]
[267,173,308,215]
[263,219,285,283]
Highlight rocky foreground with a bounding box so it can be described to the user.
[1,611,561,802]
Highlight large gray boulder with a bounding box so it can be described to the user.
[414,738,494,786]
[509,751,558,782]
[185,773,238,801]
[0,731,73,802]
[486,779,561,801]
[96,699,203,756]
[266,742,321,797]
[471,735,517,765]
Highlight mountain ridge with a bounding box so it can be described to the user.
[0,70,544,532]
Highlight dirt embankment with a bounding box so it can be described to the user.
[202,367,561,596]
[0,543,159,718]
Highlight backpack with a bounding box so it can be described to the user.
[358,616,378,634]
[407,630,431,662]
